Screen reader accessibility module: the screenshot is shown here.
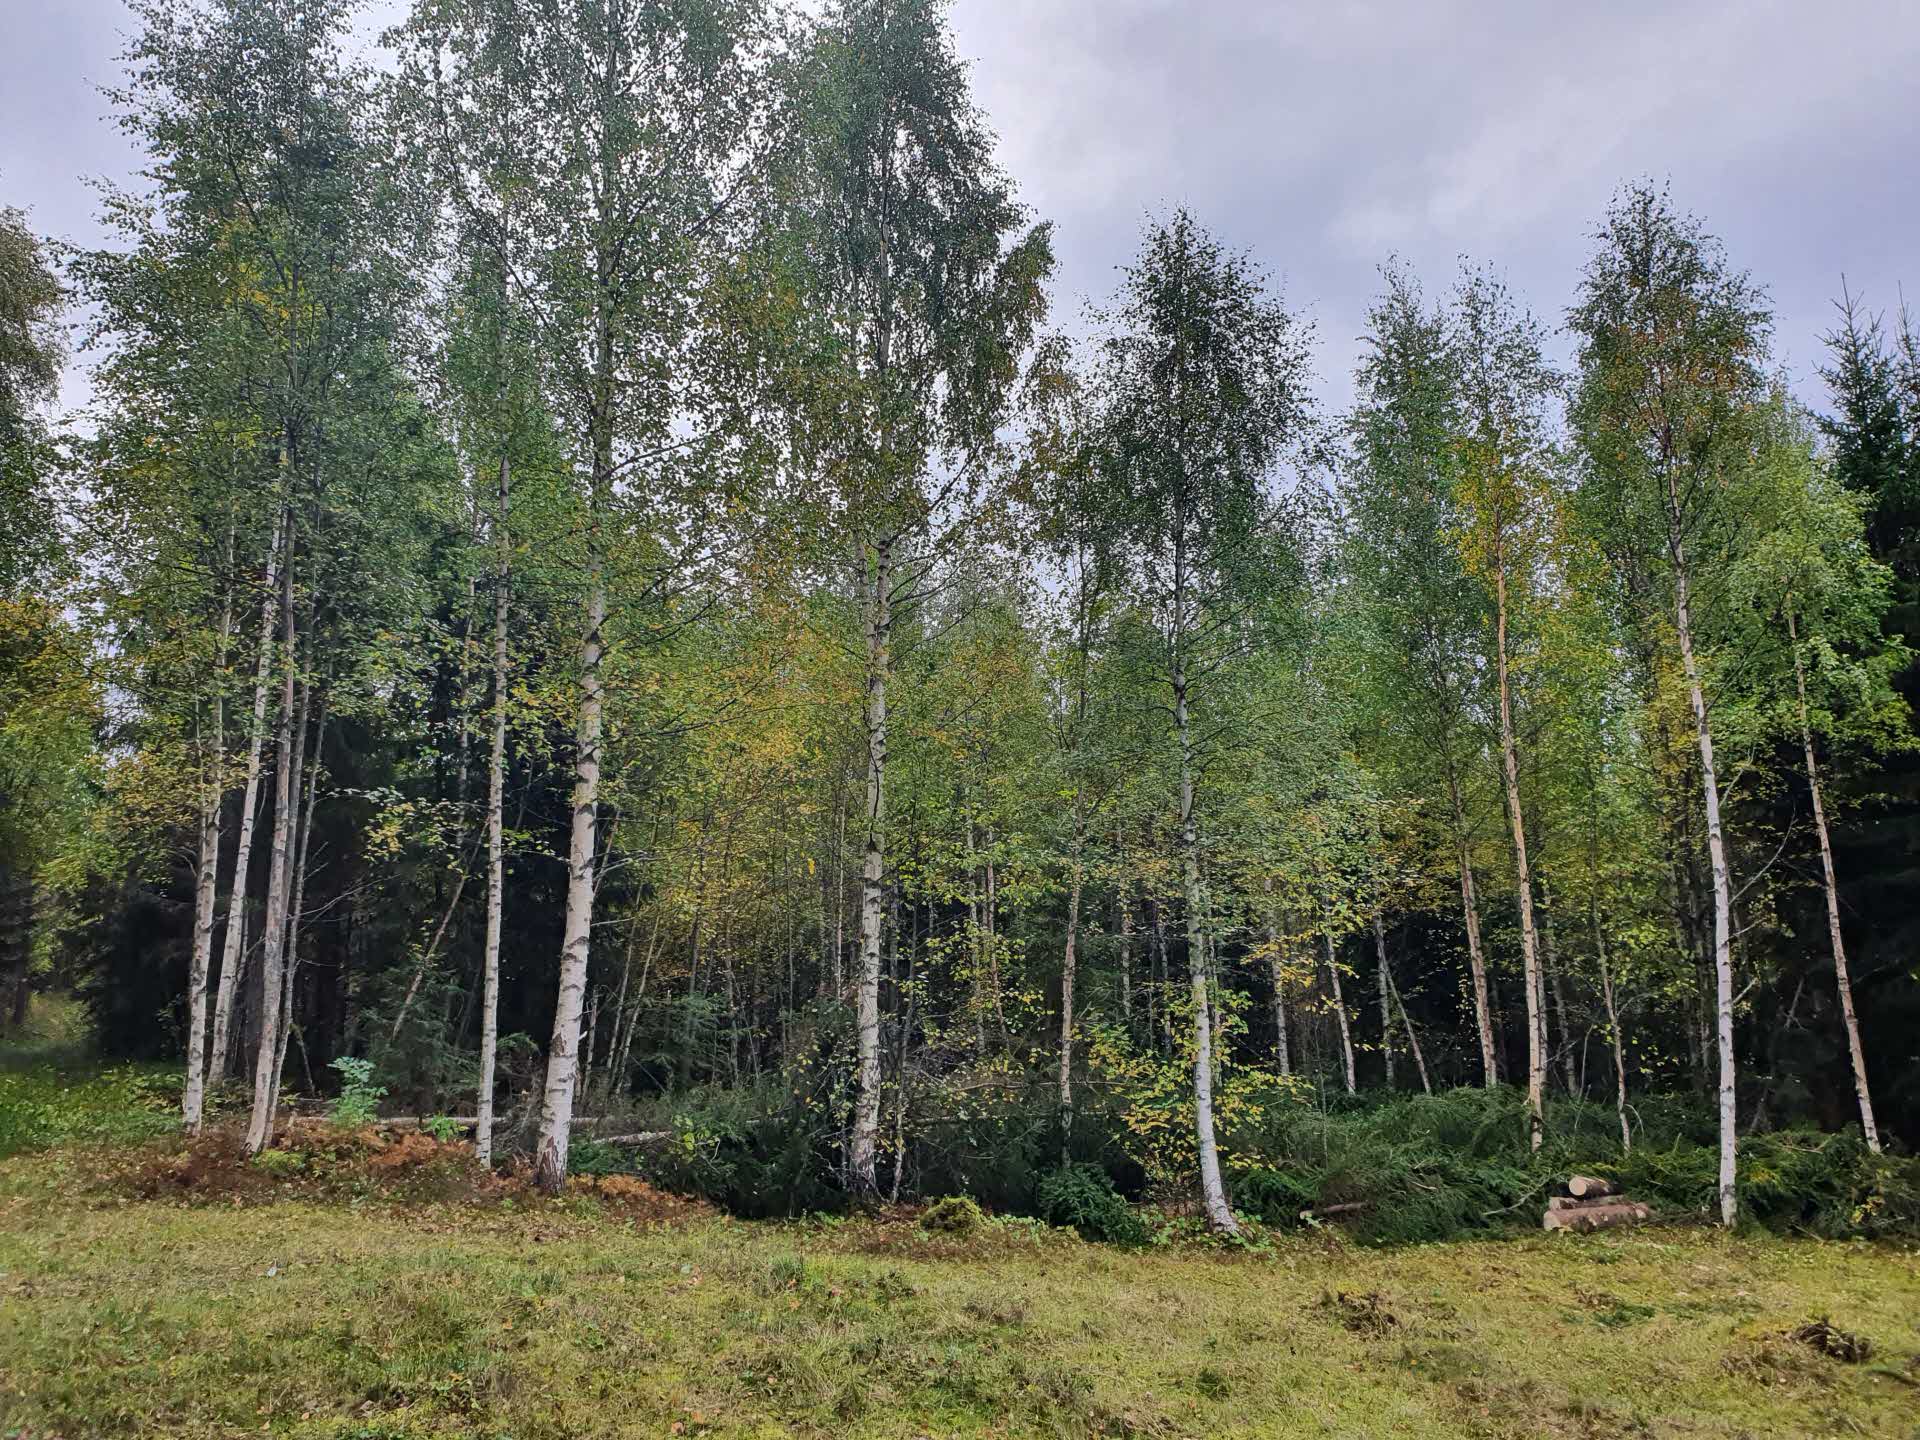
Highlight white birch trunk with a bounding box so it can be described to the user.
[244,540,298,1155]
[267,692,322,1125]
[1267,924,1291,1076]
[849,542,890,1196]
[1384,962,1432,1094]
[1373,912,1395,1091]
[1494,564,1547,1149]
[1176,657,1236,1235]
[1058,841,1083,1162]
[1539,888,1578,1093]
[1788,608,1879,1152]
[1668,506,1737,1226]
[209,513,285,1085]
[533,529,604,1190]
[1593,900,1631,1152]
[183,552,233,1134]
[1450,785,1498,1086]
[475,443,509,1168]
[1322,927,1356,1095]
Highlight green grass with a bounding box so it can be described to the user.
[2,1146,1917,1438]
[0,997,182,1158]
[2,1018,1914,1437]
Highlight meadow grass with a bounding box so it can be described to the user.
[0,1133,1915,1439]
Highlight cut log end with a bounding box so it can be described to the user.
[1566,1174,1617,1199]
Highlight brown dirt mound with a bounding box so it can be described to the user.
[127,1132,274,1200]
[117,1123,705,1224]
[568,1172,714,1224]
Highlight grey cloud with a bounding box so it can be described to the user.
[7,0,1916,416]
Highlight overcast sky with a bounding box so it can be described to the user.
[6,0,1917,417]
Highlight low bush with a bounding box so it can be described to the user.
[1035,1163,1147,1245]
[920,1194,986,1234]
[327,1057,387,1127]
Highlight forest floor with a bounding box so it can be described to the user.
[1,1047,1918,1438]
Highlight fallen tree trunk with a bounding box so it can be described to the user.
[1566,1174,1617,1199]
[1543,1200,1649,1232]
[1300,1200,1372,1219]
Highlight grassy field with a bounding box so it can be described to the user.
[1,1020,1916,1439]
[2,1133,1917,1440]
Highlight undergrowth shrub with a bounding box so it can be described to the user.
[920,1194,986,1234]
[1036,1163,1146,1245]
[327,1057,386,1127]
[0,1061,177,1158]
[594,1078,845,1217]
[1606,1130,1919,1237]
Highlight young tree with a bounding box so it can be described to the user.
[83,0,420,1139]
[1345,269,1500,1084]
[1732,426,1910,1152]
[1450,268,1561,1148]
[778,0,1052,1196]
[1570,184,1774,1225]
[398,0,776,1188]
[1096,211,1314,1233]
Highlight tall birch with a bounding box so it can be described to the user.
[1097,211,1314,1233]
[400,0,775,1189]
[1571,185,1774,1226]
[781,0,1051,1196]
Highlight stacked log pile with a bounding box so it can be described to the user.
[1542,1174,1651,1232]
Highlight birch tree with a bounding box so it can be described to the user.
[398,0,776,1189]
[778,0,1052,1196]
[1346,269,1500,1084]
[1733,429,1909,1153]
[1450,268,1560,1148]
[1570,184,1774,1225]
[1096,211,1314,1233]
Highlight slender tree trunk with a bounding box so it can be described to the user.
[1058,829,1083,1162]
[1788,608,1879,1152]
[210,512,286,1085]
[601,923,637,1102]
[1384,963,1431,1094]
[1539,885,1578,1094]
[849,541,891,1197]
[1149,892,1170,1054]
[268,693,324,1126]
[1667,507,1737,1226]
[1267,921,1291,1076]
[613,914,660,1097]
[1373,912,1395,1091]
[533,523,604,1189]
[534,288,613,1189]
[583,990,601,1096]
[1494,563,1546,1148]
[1117,885,1134,1037]
[1322,926,1356,1095]
[245,528,299,1155]
[888,895,917,1205]
[1592,899,1631,1152]
[1448,781,1498,1085]
[184,543,234,1134]
[476,446,511,1167]
[388,853,476,1046]
[1175,657,1235,1235]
